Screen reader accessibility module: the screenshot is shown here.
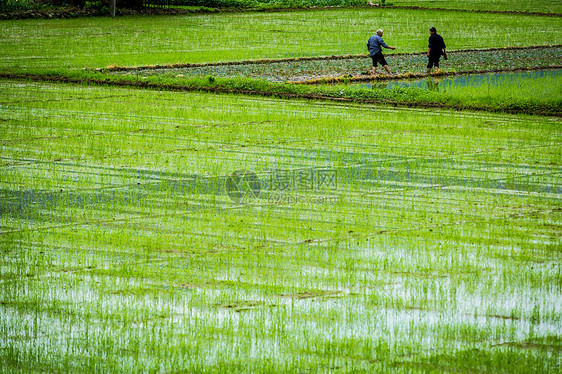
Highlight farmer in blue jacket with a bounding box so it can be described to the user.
[367,29,396,76]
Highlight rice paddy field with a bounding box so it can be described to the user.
[1,2,561,373]
[0,8,561,71]
[390,0,562,14]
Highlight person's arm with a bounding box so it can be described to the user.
[380,38,395,50]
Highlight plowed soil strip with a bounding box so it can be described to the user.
[105,45,561,73]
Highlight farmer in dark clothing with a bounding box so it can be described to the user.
[367,29,396,76]
[427,26,447,74]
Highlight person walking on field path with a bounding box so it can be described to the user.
[427,26,447,74]
[367,29,396,76]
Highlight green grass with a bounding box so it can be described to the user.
[320,69,562,114]
[391,0,562,13]
[0,8,560,71]
[1,79,561,372]
[420,70,562,107]
[18,67,556,115]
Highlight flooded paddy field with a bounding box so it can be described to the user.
[333,69,562,108]
[1,8,560,71]
[347,69,562,91]
[1,80,560,372]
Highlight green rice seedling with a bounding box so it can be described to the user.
[391,0,562,13]
[322,69,562,114]
[0,9,560,73]
[1,78,560,372]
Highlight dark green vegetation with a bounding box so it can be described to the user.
[2,0,562,14]
[0,0,366,12]
[184,0,366,7]
[0,2,561,373]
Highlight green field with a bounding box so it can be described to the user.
[1,3,561,373]
[0,8,560,71]
[391,0,562,13]
[2,0,561,13]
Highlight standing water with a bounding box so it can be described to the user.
[348,69,562,94]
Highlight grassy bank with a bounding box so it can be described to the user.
[3,66,560,116]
